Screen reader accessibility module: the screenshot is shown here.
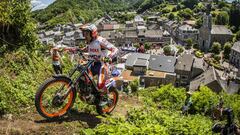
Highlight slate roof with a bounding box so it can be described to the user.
[231,41,240,52]
[134,58,148,67]
[189,67,223,92]
[125,31,138,38]
[175,54,194,72]
[145,30,163,38]
[211,25,233,35]
[149,55,176,73]
[125,53,150,67]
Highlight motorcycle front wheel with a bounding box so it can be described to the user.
[35,77,76,119]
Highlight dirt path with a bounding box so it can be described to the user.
[0,93,142,135]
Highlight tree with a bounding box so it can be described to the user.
[185,38,193,49]
[236,30,240,41]
[215,11,229,25]
[144,43,151,50]
[218,1,227,9]
[229,3,240,32]
[163,46,172,55]
[182,0,198,9]
[211,42,222,54]
[195,17,203,29]
[193,43,200,49]
[178,8,193,20]
[177,46,184,54]
[223,42,232,59]
[168,13,175,20]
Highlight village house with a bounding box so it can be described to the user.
[134,15,145,26]
[125,21,135,28]
[163,20,178,35]
[44,30,54,39]
[177,24,199,44]
[230,41,240,68]
[175,54,194,86]
[189,67,223,93]
[122,53,176,87]
[211,25,233,45]
[192,57,207,79]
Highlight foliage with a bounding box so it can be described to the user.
[213,55,221,62]
[193,2,206,13]
[81,85,216,135]
[223,42,232,59]
[193,43,200,49]
[168,13,175,20]
[236,30,240,41]
[211,42,222,54]
[0,49,53,114]
[151,84,186,110]
[195,17,203,29]
[144,43,151,50]
[218,1,228,9]
[163,46,171,55]
[0,0,38,52]
[182,0,198,9]
[178,8,193,20]
[129,79,139,93]
[33,0,136,28]
[185,38,193,49]
[229,3,240,32]
[191,86,219,115]
[176,46,184,54]
[195,50,204,58]
[222,93,240,123]
[136,0,164,13]
[204,57,224,70]
[112,12,136,24]
[215,11,229,25]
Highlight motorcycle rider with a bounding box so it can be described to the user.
[80,23,119,106]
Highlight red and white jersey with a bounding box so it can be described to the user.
[88,36,118,58]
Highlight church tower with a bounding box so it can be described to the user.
[198,4,212,52]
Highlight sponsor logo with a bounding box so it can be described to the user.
[90,48,99,52]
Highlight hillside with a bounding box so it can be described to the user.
[32,0,139,28]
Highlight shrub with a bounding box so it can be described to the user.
[195,50,204,58]
[129,79,139,93]
[191,86,219,114]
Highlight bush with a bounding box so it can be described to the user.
[163,46,172,55]
[162,8,171,14]
[0,50,53,115]
[215,11,229,25]
[223,42,232,59]
[222,93,240,123]
[129,79,139,93]
[191,86,219,114]
[177,46,184,54]
[213,55,221,61]
[211,42,222,54]
[195,50,204,58]
[236,30,240,41]
[178,8,193,20]
[168,13,175,20]
[152,84,186,110]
